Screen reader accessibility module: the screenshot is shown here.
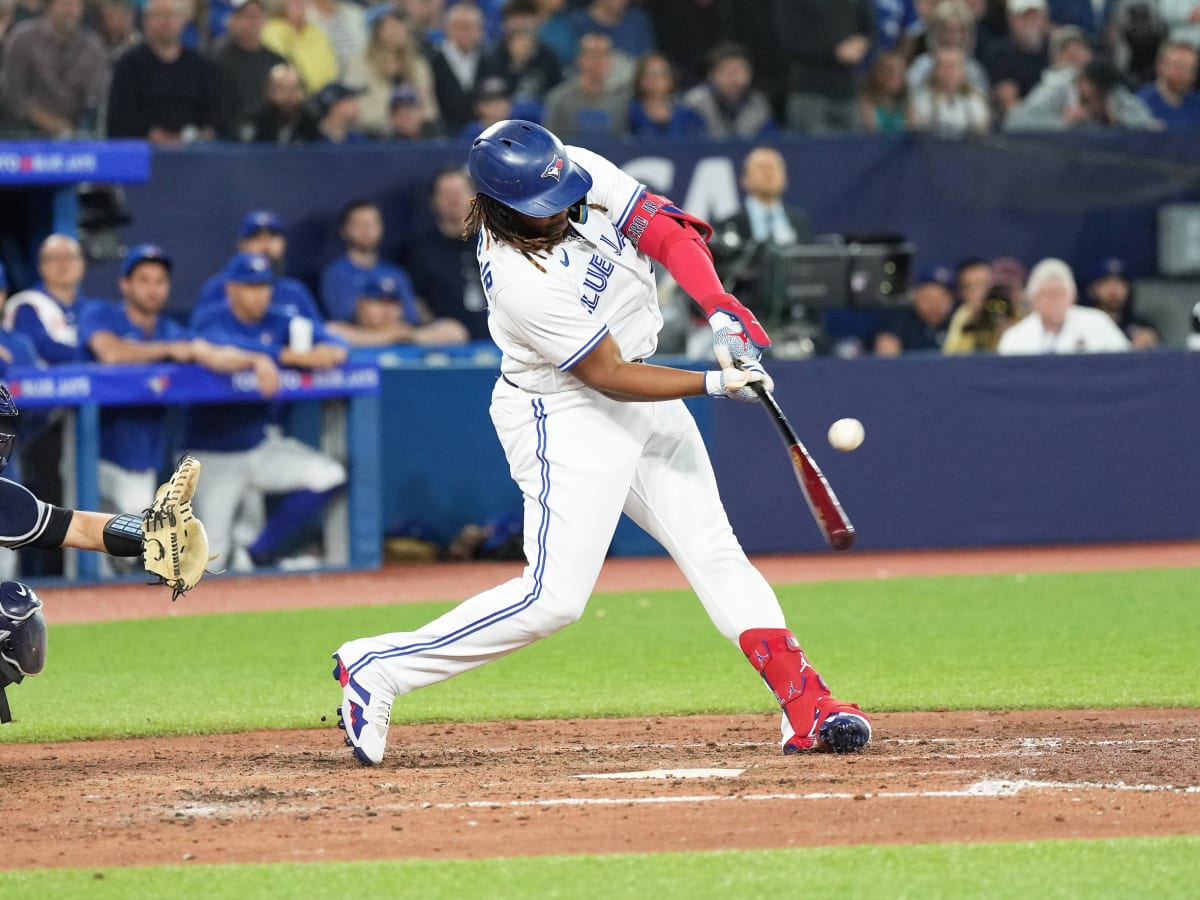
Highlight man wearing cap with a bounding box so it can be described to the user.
[210,0,286,140]
[1083,257,1159,348]
[873,264,958,356]
[187,251,349,570]
[387,84,443,139]
[305,80,369,144]
[192,209,323,327]
[79,244,279,520]
[325,271,468,346]
[105,0,221,143]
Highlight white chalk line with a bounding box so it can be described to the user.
[412,735,1199,755]
[170,778,1200,820]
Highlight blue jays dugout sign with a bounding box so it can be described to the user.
[5,361,380,408]
[0,140,150,184]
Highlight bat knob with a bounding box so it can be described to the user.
[829,529,855,552]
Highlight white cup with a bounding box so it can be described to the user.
[289,316,314,353]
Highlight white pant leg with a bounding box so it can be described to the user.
[248,435,346,494]
[231,491,265,554]
[190,449,256,569]
[97,461,157,515]
[621,399,785,643]
[340,383,644,698]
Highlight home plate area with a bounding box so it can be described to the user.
[3,708,1199,868]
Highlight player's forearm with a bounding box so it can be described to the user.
[59,510,110,552]
[90,339,175,364]
[574,354,704,400]
[412,319,469,346]
[588,362,706,401]
[193,342,265,373]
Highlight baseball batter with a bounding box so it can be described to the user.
[333,120,871,765]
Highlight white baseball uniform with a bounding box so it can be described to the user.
[339,147,787,700]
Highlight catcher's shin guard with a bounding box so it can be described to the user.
[739,628,871,753]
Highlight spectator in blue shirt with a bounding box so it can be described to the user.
[628,50,705,138]
[320,199,418,324]
[193,209,323,327]
[187,252,349,571]
[79,244,276,522]
[1137,39,1200,129]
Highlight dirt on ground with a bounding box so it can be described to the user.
[2,542,1196,869]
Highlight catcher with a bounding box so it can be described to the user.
[0,384,210,723]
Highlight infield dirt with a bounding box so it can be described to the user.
[3,542,1197,869]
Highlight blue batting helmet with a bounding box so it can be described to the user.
[0,384,17,475]
[468,120,592,217]
[0,581,46,724]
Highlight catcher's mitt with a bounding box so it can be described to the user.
[143,455,214,601]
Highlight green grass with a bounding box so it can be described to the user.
[0,837,1196,899]
[2,567,1197,743]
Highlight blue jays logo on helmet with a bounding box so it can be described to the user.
[468,120,593,218]
[541,156,564,182]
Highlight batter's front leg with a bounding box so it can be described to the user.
[622,400,785,642]
[333,390,643,764]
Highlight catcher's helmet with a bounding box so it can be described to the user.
[0,581,46,724]
[468,120,593,217]
[0,384,17,475]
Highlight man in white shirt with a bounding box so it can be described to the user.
[998,257,1131,355]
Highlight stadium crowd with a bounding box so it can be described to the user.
[0,0,1192,573]
[0,0,1196,143]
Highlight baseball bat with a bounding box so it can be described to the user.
[751,383,856,551]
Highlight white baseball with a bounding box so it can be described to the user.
[828,417,865,452]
